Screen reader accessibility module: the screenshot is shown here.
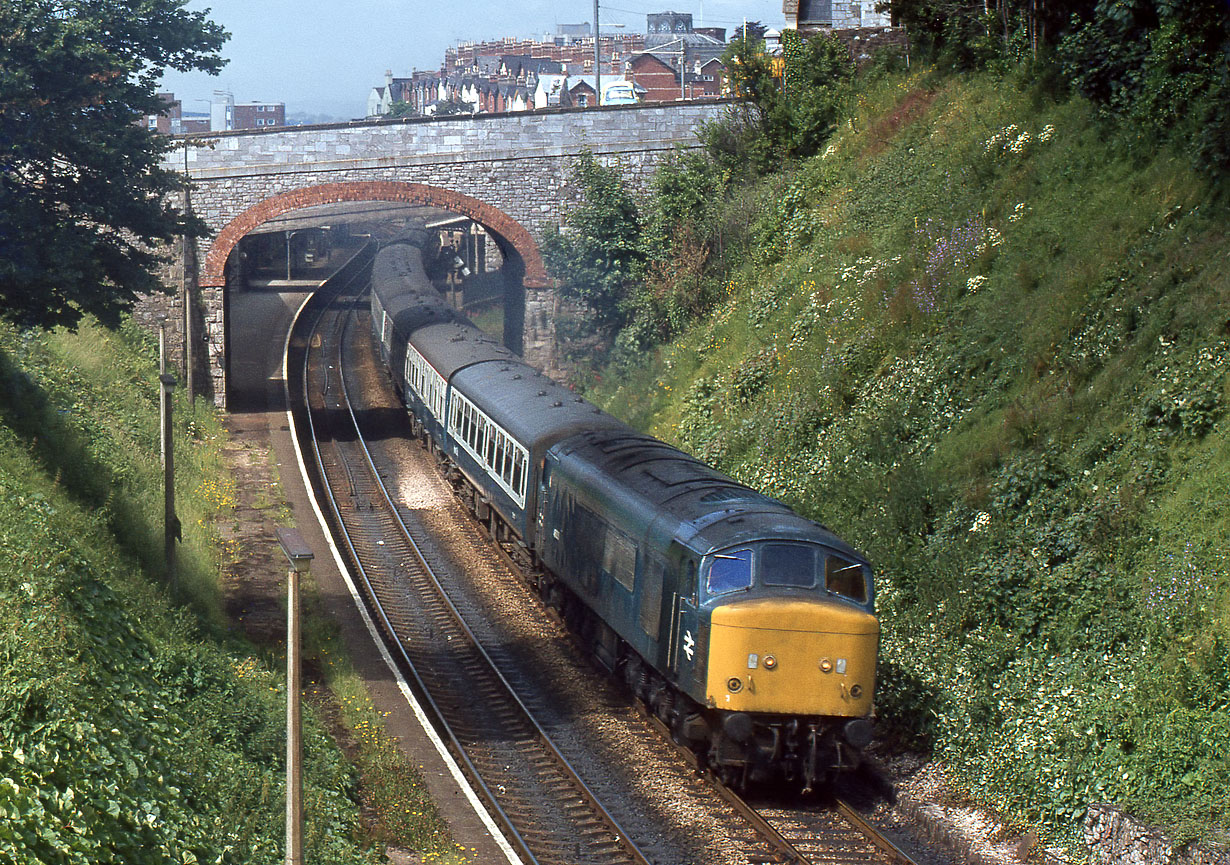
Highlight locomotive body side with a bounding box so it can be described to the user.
[536,428,880,787]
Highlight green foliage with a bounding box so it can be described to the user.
[882,0,1228,172]
[1059,0,1230,171]
[387,100,416,118]
[0,321,380,862]
[0,0,227,330]
[541,151,645,336]
[711,31,855,178]
[587,67,1230,849]
[307,603,465,861]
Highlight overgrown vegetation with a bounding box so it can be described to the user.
[568,21,1230,853]
[0,321,450,861]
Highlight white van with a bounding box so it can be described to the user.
[602,82,639,105]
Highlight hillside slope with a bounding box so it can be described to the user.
[593,69,1229,847]
[0,322,380,863]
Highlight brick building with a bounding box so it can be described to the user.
[146,92,210,134]
[232,101,285,129]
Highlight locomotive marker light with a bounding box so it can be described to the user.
[275,527,313,865]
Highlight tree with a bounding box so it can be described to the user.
[1059,0,1229,171]
[0,0,227,330]
[710,29,854,177]
[387,100,417,118]
[540,151,644,336]
[884,0,1097,67]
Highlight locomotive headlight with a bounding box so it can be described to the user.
[762,654,777,670]
[819,658,833,673]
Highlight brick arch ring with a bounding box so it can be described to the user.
[199,181,549,288]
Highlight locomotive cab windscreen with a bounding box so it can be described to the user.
[702,542,872,610]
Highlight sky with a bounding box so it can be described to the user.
[157,0,787,121]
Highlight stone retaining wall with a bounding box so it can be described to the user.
[1085,805,1229,865]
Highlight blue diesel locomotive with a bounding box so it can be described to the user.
[369,230,880,789]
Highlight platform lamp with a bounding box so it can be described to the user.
[275,527,313,865]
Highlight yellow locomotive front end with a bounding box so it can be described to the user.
[693,540,879,789]
[707,597,878,717]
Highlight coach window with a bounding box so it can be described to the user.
[707,548,752,595]
[825,554,868,604]
[511,454,524,498]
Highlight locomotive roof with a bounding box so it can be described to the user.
[450,360,628,452]
[551,429,866,563]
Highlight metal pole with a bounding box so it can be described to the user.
[286,230,294,281]
[275,528,312,865]
[593,0,601,105]
[680,43,686,100]
[285,561,302,865]
[160,373,178,592]
[157,315,168,377]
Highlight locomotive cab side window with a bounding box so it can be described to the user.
[762,543,817,588]
[707,548,752,595]
[825,554,868,603]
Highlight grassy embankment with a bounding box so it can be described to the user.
[0,320,463,862]
[591,68,1229,848]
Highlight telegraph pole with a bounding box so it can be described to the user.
[594,0,601,105]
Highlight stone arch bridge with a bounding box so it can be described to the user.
[149,101,728,406]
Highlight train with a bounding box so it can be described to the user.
[369,229,880,791]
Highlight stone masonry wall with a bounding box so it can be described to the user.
[176,100,726,246]
[141,102,726,404]
[1084,805,1230,865]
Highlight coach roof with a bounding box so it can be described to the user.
[449,360,627,453]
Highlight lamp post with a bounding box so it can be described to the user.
[156,313,168,377]
[275,527,313,865]
[160,373,179,591]
[284,230,304,281]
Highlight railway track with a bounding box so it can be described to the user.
[288,265,923,865]
[293,270,649,865]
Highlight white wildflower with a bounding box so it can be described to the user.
[970,512,991,533]
[966,275,988,294]
[1008,202,1027,222]
[1039,124,1055,142]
